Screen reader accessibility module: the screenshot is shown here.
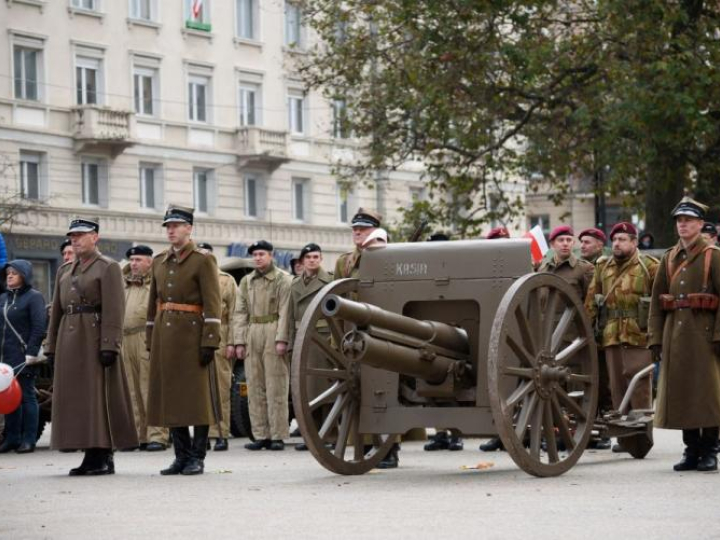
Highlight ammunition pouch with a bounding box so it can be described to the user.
[660,293,720,312]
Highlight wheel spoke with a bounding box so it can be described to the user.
[551,306,576,354]
[551,395,576,450]
[543,400,559,463]
[528,289,543,348]
[311,332,348,370]
[318,392,350,440]
[309,380,347,411]
[567,373,591,385]
[506,380,534,409]
[555,337,588,366]
[506,335,537,369]
[325,315,345,347]
[543,290,559,351]
[334,404,355,458]
[304,367,349,380]
[514,392,538,441]
[502,366,534,379]
[515,305,537,357]
[556,386,587,421]
[529,399,543,460]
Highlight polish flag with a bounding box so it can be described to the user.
[524,225,549,265]
[192,0,203,20]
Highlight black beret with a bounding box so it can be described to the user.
[60,238,72,253]
[126,245,153,258]
[428,233,450,242]
[299,243,321,260]
[702,222,718,236]
[248,240,273,254]
[67,218,99,235]
[197,242,214,252]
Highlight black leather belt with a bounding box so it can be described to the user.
[66,305,100,315]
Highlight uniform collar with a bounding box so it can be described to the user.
[608,249,638,268]
[301,267,331,284]
[552,253,577,269]
[251,263,277,281]
[72,249,101,273]
[162,240,196,264]
[673,235,706,261]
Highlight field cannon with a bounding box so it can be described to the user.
[291,239,653,477]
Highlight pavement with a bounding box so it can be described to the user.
[1,428,719,540]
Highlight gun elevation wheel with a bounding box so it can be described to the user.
[291,278,397,475]
[488,273,599,477]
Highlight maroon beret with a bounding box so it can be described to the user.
[578,228,607,243]
[486,227,510,240]
[549,225,574,242]
[609,221,638,240]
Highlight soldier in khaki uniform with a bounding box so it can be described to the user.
[538,225,594,302]
[198,243,237,452]
[579,228,607,265]
[649,197,720,472]
[586,222,658,452]
[234,240,292,450]
[147,206,222,476]
[288,242,333,451]
[122,245,169,452]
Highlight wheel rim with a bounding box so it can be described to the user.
[488,273,598,477]
[291,278,397,475]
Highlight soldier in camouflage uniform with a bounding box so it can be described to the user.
[586,222,658,426]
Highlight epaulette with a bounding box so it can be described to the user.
[195,247,211,256]
[154,250,167,259]
[640,253,660,264]
[596,255,610,265]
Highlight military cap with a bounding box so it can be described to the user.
[197,242,214,252]
[248,239,274,254]
[162,204,194,226]
[59,238,72,253]
[351,208,382,228]
[702,222,718,237]
[671,196,708,219]
[548,225,574,242]
[126,245,153,258]
[66,217,99,236]
[299,242,321,260]
[428,232,450,242]
[609,222,638,240]
[578,227,607,243]
[486,227,510,240]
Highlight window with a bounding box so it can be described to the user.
[332,98,350,139]
[130,0,155,21]
[13,46,41,101]
[292,177,310,222]
[244,175,265,218]
[193,168,215,214]
[19,152,42,200]
[239,84,260,126]
[81,158,107,207]
[337,182,357,224]
[287,90,306,135]
[184,0,211,29]
[133,66,158,116]
[72,0,97,10]
[188,74,209,122]
[528,214,550,236]
[410,185,427,202]
[139,163,163,210]
[236,0,257,39]
[284,1,304,47]
[76,56,102,105]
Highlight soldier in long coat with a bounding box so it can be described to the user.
[46,218,138,476]
[146,206,222,476]
[649,197,720,472]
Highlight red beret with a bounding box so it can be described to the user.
[609,222,638,240]
[549,225,574,242]
[486,227,510,239]
[578,228,607,243]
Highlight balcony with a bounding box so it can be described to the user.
[72,106,135,156]
[235,127,290,171]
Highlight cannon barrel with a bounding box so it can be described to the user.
[321,295,469,355]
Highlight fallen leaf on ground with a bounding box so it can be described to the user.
[460,462,494,470]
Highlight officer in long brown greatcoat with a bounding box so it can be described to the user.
[45,218,138,476]
[146,206,222,476]
[648,197,720,473]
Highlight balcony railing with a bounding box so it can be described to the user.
[235,126,290,170]
[71,106,135,155]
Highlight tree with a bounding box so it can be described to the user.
[298,0,720,245]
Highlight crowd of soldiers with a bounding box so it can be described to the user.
[6,194,720,476]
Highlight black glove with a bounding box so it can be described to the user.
[649,344,662,363]
[99,351,118,367]
[714,342,720,358]
[200,347,216,366]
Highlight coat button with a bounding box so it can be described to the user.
[680,281,685,285]
[166,322,171,326]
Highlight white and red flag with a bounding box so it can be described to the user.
[191,0,203,20]
[524,225,549,265]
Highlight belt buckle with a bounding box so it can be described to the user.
[67,305,75,315]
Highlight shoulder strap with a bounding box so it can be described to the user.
[703,246,715,292]
[3,298,27,351]
[637,255,651,295]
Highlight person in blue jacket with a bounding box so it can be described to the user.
[0,260,47,453]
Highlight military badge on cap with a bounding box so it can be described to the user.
[671,196,708,219]
[66,217,99,236]
[486,227,510,240]
[248,239,274,254]
[125,245,153,258]
[162,205,194,226]
[59,238,72,253]
[578,227,607,243]
[350,208,382,228]
[609,222,638,240]
[299,242,321,260]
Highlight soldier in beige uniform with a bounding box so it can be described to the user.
[288,243,333,451]
[234,240,292,450]
[198,243,237,452]
[122,245,169,452]
[538,225,595,302]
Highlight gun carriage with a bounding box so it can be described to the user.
[291,239,653,477]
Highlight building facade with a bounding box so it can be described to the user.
[0,0,423,299]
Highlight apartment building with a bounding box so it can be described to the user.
[0,0,424,298]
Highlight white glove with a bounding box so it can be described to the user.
[25,355,41,365]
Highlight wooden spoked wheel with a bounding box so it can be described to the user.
[488,273,598,477]
[291,278,397,475]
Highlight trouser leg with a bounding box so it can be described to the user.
[265,347,290,441]
[246,328,270,440]
[209,349,233,439]
[622,346,652,410]
[682,429,701,456]
[700,427,719,456]
[192,425,210,460]
[604,346,624,410]
[597,350,613,414]
[123,334,145,444]
[171,427,192,463]
[19,374,38,446]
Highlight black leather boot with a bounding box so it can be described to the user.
[85,449,114,476]
[674,451,699,471]
[424,431,449,451]
[377,443,400,469]
[69,449,97,476]
[245,438,271,450]
[161,427,191,475]
[479,437,504,452]
[698,427,719,472]
[214,438,229,451]
[448,436,464,451]
[182,425,208,475]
